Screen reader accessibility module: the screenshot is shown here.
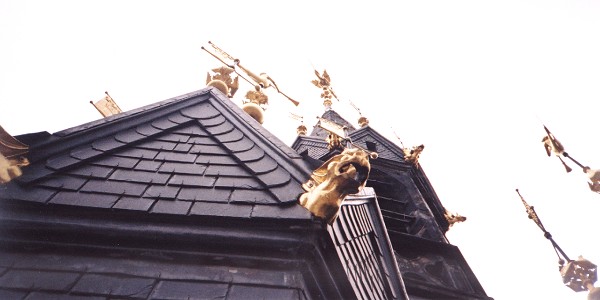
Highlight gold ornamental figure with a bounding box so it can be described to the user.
[201,41,300,124]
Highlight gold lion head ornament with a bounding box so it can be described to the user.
[299,148,372,224]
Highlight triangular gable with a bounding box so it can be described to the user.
[0,88,311,220]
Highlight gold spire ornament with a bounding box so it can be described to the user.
[0,125,29,184]
[289,112,307,136]
[201,41,300,124]
[403,144,425,165]
[583,167,600,193]
[90,92,122,118]
[312,69,338,110]
[516,189,599,297]
[444,210,467,227]
[542,125,572,173]
[206,66,239,98]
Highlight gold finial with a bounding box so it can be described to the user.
[358,116,369,127]
[290,112,307,136]
[403,144,424,165]
[206,66,239,97]
[312,69,338,110]
[297,124,307,136]
[444,210,467,227]
[242,87,269,124]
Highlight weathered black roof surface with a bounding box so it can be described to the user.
[0,87,312,220]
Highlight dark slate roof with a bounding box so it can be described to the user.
[0,246,309,300]
[309,109,357,138]
[327,187,407,300]
[0,87,312,220]
[293,125,406,162]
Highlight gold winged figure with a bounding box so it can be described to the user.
[312,69,338,101]
[542,125,572,173]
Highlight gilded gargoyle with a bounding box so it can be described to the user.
[299,148,371,224]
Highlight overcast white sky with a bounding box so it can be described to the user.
[2,1,600,299]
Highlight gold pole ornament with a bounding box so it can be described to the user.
[202,41,300,106]
[312,69,338,110]
[542,125,572,173]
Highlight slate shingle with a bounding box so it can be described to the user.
[150,280,228,300]
[195,154,237,165]
[113,148,159,160]
[81,180,148,196]
[203,118,234,136]
[177,187,231,202]
[187,135,215,145]
[151,200,192,215]
[137,140,177,151]
[152,118,178,130]
[233,145,265,162]
[167,111,193,125]
[50,191,119,208]
[2,185,56,203]
[173,125,210,137]
[135,160,163,172]
[180,102,220,119]
[204,164,249,177]
[198,114,227,127]
[257,166,292,187]
[37,175,88,191]
[136,123,162,136]
[0,270,80,292]
[222,139,254,153]
[189,202,252,218]
[245,157,278,174]
[215,128,244,143]
[168,174,216,187]
[143,185,180,199]
[115,129,147,144]
[113,196,155,211]
[155,133,190,143]
[109,169,171,185]
[173,143,193,153]
[158,162,206,175]
[46,155,81,170]
[92,136,125,152]
[92,156,139,169]
[67,165,114,179]
[189,144,228,155]
[70,146,103,160]
[229,189,275,204]
[155,152,198,163]
[214,177,262,189]
[71,274,155,299]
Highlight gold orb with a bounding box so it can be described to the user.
[207,80,229,96]
[242,102,264,124]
